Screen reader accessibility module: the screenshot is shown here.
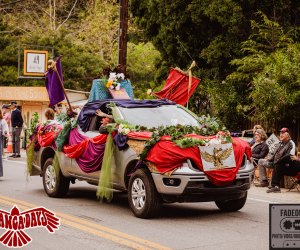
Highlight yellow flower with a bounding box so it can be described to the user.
[106,80,113,88]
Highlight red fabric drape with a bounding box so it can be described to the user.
[154,68,201,106]
[63,132,108,158]
[145,137,251,186]
[64,139,89,158]
[37,131,56,147]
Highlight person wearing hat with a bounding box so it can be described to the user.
[9,101,23,158]
[266,128,297,193]
[255,127,295,192]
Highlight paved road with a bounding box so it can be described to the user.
[0,157,299,250]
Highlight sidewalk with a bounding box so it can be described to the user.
[2,148,27,161]
[250,184,299,202]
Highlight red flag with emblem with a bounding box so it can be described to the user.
[154,68,201,106]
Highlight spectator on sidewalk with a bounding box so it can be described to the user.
[0,109,9,177]
[1,104,11,129]
[255,127,295,190]
[267,154,300,193]
[251,128,269,166]
[249,124,264,146]
[9,101,23,158]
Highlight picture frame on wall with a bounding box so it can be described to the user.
[23,50,48,76]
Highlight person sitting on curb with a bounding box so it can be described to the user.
[255,127,295,189]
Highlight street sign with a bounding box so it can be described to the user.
[266,133,280,153]
[23,50,48,76]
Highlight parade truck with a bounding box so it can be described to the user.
[28,99,254,219]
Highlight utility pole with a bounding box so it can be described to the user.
[118,0,128,73]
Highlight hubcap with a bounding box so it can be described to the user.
[45,165,56,191]
[131,178,146,210]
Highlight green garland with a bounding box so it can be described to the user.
[55,112,70,124]
[26,136,35,177]
[55,121,71,152]
[174,137,206,148]
[52,151,61,183]
[27,112,39,142]
[96,132,114,201]
[121,116,228,160]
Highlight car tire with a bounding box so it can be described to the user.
[128,168,161,218]
[42,158,70,198]
[215,192,247,212]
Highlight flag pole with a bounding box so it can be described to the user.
[186,61,196,109]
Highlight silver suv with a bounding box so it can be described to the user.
[30,100,254,218]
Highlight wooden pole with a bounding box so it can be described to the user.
[53,67,72,110]
[118,0,128,73]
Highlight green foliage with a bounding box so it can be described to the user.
[0,0,160,91]
[55,121,71,152]
[250,44,300,121]
[197,114,225,135]
[127,42,161,98]
[26,137,35,177]
[130,0,300,128]
[55,112,70,125]
[130,115,225,160]
[174,137,206,148]
[225,13,300,125]
[28,112,39,135]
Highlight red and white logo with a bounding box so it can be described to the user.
[0,206,60,248]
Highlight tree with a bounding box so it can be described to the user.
[0,0,161,91]
[225,13,300,127]
[129,0,300,128]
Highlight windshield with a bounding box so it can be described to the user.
[117,105,200,128]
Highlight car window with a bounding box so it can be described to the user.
[117,105,200,128]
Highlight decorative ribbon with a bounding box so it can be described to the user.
[97,132,114,201]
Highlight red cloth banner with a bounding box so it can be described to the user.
[154,68,201,106]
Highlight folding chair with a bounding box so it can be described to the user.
[287,172,300,192]
[252,158,260,184]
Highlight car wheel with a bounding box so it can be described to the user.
[215,192,247,212]
[128,168,161,218]
[42,158,70,198]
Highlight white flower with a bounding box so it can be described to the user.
[109,72,117,81]
[117,73,125,80]
[118,124,123,134]
[123,128,130,134]
[207,138,221,146]
[147,89,152,95]
[115,83,121,90]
